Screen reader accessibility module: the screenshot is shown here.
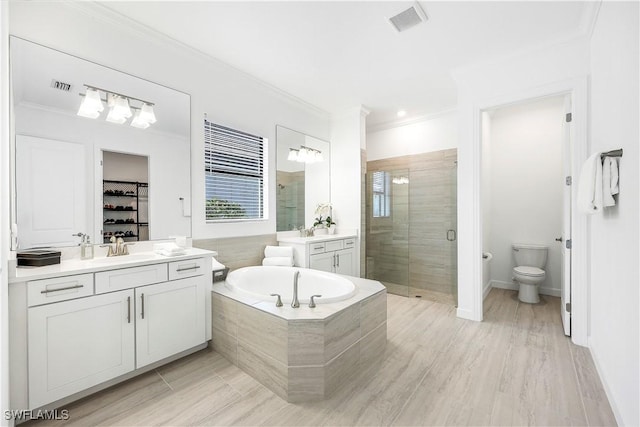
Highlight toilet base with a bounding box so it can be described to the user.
[518,283,540,304]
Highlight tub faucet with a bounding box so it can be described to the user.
[291,270,300,308]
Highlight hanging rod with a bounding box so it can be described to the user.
[601,149,623,159]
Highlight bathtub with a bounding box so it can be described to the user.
[225,265,356,304]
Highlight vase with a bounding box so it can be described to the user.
[327,225,336,235]
[313,227,328,236]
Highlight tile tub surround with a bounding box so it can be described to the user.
[211,276,387,402]
[193,234,277,271]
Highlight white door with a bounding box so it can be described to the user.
[335,248,355,276]
[135,278,206,368]
[309,252,335,273]
[16,135,88,248]
[28,290,135,409]
[561,96,572,336]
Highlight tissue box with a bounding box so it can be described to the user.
[17,249,61,267]
[213,267,229,282]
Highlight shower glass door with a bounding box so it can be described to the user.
[366,169,410,296]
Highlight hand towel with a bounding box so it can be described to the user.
[262,256,294,267]
[577,152,603,214]
[264,245,293,258]
[154,242,186,256]
[602,157,619,207]
[212,256,226,270]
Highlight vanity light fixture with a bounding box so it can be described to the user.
[77,85,156,129]
[76,87,104,119]
[287,146,323,164]
[392,176,409,185]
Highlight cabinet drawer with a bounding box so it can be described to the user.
[28,274,94,307]
[168,258,206,281]
[95,264,168,294]
[309,243,326,255]
[325,240,344,252]
[344,238,356,248]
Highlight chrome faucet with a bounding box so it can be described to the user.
[291,270,300,308]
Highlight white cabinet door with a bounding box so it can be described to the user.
[28,290,135,409]
[335,248,355,276]
[309,252,335,273]
[135,278,206,368]
[16,135,88,248]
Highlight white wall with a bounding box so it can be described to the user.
[366,111,457,160]
[8,2,330,240]
[486,96,564,296]
[330,107,367,276]
[588,2,639,425]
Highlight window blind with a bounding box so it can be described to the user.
[372,171,391,218]
[204,119,265,220]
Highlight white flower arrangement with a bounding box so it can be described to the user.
[313,202,334,228]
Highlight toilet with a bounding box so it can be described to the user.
[512,244,548,303]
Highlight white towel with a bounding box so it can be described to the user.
[154,242,186,256]
[262,257,294,267]
[602,157,619,207]
[577,152,603,214]
[264,246,293,258]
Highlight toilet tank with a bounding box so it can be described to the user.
[512,244,548,268]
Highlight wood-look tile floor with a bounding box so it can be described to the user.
[27,289,617,426]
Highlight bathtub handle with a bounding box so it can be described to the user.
[270,293,283,307]
[309,295,322,308]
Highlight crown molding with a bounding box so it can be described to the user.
[366,108,457,133]
[61,1,330,121]
[580,0,602,39]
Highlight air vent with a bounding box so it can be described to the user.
[389,3,428,32]
[50,79,72,92]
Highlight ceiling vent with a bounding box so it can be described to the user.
[388,3,428,32]
[50,79,72,92]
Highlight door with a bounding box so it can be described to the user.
[28,290,135,408]
[16,135,88,248]
[309,251,335,273]
[335,248,355,276]
[561,95,572,336]
[136,278,206,368]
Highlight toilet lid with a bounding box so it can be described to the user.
[514,266,545,277]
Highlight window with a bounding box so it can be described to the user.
[372,171,391,218]
[204,120,265,221]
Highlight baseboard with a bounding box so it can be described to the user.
[588,337,625,426]
[489,280,561,297]
[483,281,492,300]
[456,307,480,321]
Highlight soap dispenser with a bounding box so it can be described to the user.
[81,235,94,260]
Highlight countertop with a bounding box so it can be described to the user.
[10,248,217,283]
[277,234,357,245]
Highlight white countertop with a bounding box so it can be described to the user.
[10,248,217,283]
[277,233,357,245]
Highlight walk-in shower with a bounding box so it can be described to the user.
[365,149,458,305]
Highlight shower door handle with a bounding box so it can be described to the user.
[447,230,457,241]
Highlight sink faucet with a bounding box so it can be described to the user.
[291,270,300,308]
[100,236,133,257]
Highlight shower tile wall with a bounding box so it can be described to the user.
[276,170,305,231]
[366,149,457,305]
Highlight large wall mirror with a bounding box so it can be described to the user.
[275,126,330,231]
[10,37,191,250]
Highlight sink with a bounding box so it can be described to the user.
[90,253,158,265]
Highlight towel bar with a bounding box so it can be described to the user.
[600,149,623,159]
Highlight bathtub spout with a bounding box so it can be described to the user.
[291,271,300,308]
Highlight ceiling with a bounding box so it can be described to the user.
[99,1,590,128]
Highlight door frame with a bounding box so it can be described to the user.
[472,77,588,346]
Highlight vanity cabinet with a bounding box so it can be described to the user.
[28,289,135,409]
[135,278,206,368]
[10,251,212,412]
[279,235,357,276]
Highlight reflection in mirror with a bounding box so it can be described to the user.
[102,151,149,244]
[275,126,330,231]
[10,37,191,249]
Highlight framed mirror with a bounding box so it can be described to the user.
[10,37,191,249]
[275,126,330,231]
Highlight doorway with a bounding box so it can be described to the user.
[480,95,571,335]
